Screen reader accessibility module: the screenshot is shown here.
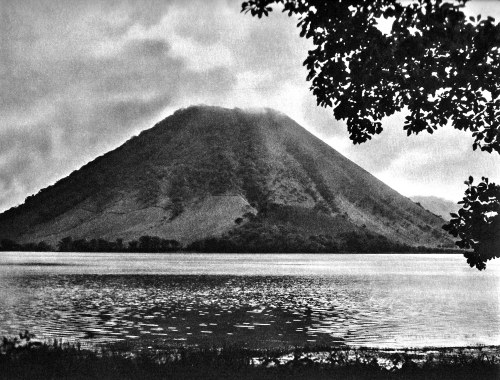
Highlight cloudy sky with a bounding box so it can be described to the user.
[0,0,499,212]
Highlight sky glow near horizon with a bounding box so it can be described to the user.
[0,0,499,212]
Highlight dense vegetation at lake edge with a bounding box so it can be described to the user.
[1,333,498,380]
[0,225,461,254]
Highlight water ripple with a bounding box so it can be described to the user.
[0,272,499,349]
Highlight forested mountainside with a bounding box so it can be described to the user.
[0,105,453,250]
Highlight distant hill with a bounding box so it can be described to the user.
[0,105,453,250]
[411,196,460,221]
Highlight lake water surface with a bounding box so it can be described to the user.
[0,253,498,349]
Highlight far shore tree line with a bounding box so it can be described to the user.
[0,229,461,254]
[0,236,181,253]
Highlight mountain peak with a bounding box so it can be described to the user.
[0,106,453,249]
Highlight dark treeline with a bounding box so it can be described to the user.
[187,222,339,253]
[0,236,181,253]
[186,221,460,254]
[0,238,53,252]
[58,236,181,253]
[1,229,459,254]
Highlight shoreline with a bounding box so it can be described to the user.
[2,334,499,380]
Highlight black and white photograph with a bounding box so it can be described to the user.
[0,0,499,379]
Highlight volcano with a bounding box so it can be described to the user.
[0,105,452,250]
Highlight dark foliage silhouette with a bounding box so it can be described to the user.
[54,236,181,253]
[0,239,53,252]
[242,0,499,151]
[187,220,458,254]
[443,177,500,270]
[3,331,498,379]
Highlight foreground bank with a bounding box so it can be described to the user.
[1,334,499,380]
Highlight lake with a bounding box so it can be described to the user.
[0,253,499,349]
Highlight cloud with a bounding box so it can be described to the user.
[0,0,248,211]
[0,127,52,158]
[0,126,54,210]
[303,100,500,202]
[0,0,498,212]
[320,114,500,202]
[0,2,178,210]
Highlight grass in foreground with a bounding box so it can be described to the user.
[1,333,499,380]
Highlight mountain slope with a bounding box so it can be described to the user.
[411,196,460,221]
[0,105,453,248]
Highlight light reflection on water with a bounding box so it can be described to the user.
[0,253,498,349]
